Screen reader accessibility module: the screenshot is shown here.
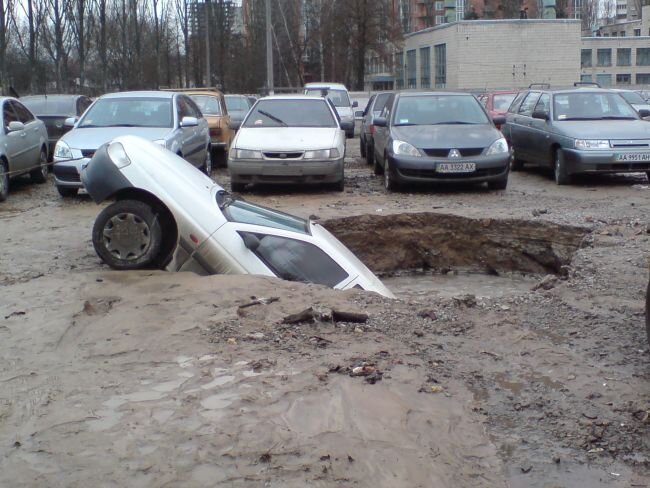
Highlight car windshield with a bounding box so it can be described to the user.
[242,99,336,128]
[21,97,76,115]
[393,95,490,125]
[78,97,173,128]
[305,88,350,107]
[553,92,638,120]
[219,195,309,234]
[493,94,516,111]
[620,91,646,105]
[225,96,250,111]
[190,95,222,115]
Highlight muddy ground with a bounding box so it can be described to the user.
[1,139,649,487]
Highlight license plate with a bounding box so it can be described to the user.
[615,153,650,162]
[436,162,476,173]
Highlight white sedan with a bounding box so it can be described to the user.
[227,94,353,192]
[81,135,393,298]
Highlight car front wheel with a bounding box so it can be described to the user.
[30,149,48,184]
[554,149,571,185]
[0,158,9,202]
[92,200,163,270]
[383,155,400,192]
[201,148,212,175]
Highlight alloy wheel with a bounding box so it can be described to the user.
[102,212,152,261]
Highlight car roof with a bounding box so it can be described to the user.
[21,94,84,100]
[100,91,176,99]
[258,94,329,101]
[482,90,519,95]
[398,91,476,97]
[166,88,224,97]
[304,82,348,91]
[225,94,249,98]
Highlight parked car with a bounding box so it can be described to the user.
[371,91,510,191]
[359,92,392,166]
[224,94,254,131]
[304,82,357,139]
[228,94,350,192]
[21,94,93,159]
[165,88,232,166]
[477,90,518,129]
[0,97,49,202]
[501,87,650,184]
[81,135,393,297]
[52,90,210,197]
[609,89,650,116]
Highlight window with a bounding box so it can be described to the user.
[616,73,631,84]
[581,49,592,68]
[534,94,550,114]
[420,47,431,88]
[239,232,349,288]
[3,101,19,128]
[242,99,336,128]
[508,91,527,113]
[637,48,650,65]
[596,73,612,86]
[612,31,617,37]
[372,93,391,115]
[518,92,541,116]
[434,44,446,88]
[553,92,637,120]
[597,48,612,66]
[580,74,593,82]
[617,48,631,66]
[620,31,626,37]
[78,98,173,128]
[435,15,446,24]
[395,51,404,89]
[221,197,308,233]
[406,49,417,89]
[11,101,35,123]
[636,73,650,83]
[78,97,92,115]
[456,0,465,20]
[190,95,222,115]
[634,28,641,36]
[435,0,443,9]
[393,94,489,125]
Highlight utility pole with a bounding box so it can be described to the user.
[205,0,211,86]
[265,0,274,94]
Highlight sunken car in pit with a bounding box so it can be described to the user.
[81,135,394,298]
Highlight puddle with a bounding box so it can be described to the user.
[384,272,539,299]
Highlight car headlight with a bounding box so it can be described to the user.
[232,148,263,159]
[486,138,509,155]
[392,140,421,157]
[575,139,610,150]
[304,148,341,159]
[54,141,73,160]
[107,142,131,169]
[152,139,166,147]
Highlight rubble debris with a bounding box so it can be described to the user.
[4,311,25,319]
[281,308,368,325]
[331,309,368,323]
[417,309,438,320]
[533,275,558,291]
[282,308,319,324]
[237,296,280,316]
[452,294,477,308]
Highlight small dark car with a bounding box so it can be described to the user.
[225,94,254,131]
[371,91,510,191]
[501,88,650,185]
[359,92,392,166]
[21,94,93,160]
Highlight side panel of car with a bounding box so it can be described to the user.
[373,94,396,164]
[12,100,43,164]
[2,100,29,171]
[509,91,541,161]
[528,93,554,167]
[175,95,206,167]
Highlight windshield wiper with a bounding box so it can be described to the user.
[257,110,288,127]
[600,116,637,120]
[394,122,417,126]
[110,123,138,127]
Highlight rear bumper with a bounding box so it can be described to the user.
[563,149,650,175]
[390,153,510,184]
[229,158,344,185]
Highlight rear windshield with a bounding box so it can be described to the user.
[225,96,251,111]
[393,95,490,125]
[242,99,336,128]
[190,95,222,115]
[220,196,309,234]
[493,94,516,111]
[21,97,76,115]
[553,92,638,120]
[305,88,351,107]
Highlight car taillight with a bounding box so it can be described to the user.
[210,128,222,137]
[369,124,375,135]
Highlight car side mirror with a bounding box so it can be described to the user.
[374,117,387,127]
[240,232,261,251]
[180,116,199,128]
[352,101,359,108]
[492,115,507,126]
[531,111,549,121]
[340,120,354,132]
[7,121,25,132]
[638,108,650,118]
[229,119,241,131]
[354,110,364,118]
[64,117,77,128]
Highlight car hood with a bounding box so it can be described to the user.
[554,120,650,139]
[392,124,501,148]
[235,127,339,151]
[61,127,172,149]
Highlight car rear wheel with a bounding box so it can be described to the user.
[30,149,48,184]
[373,149,383,175]
[360,135,366,158]
[554,149,571,185]
[366,140,375,166]
[92,200,162,270]
[0,159,9,202]
[57,186,78,198]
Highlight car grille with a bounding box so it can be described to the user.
[81,149,96,158]
[400,167,503,179]
[263,152,304,159]
[423,148,484,157]
[54,165,81,182]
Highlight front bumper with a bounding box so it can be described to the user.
[389,153,510,184]
[53,157,88,189]
[563,149,650,175]
[229,157,344,185]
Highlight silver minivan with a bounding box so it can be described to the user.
[304,82,357,138]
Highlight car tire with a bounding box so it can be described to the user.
[554,149,571,185]
[488,176,508,191]
[231,182,246,192]
[92,199,162,270]
[30,149,48,184]
[346,130,354,139]
[201,148,212,175]
[0,158,9,202]
[383,155,400,192]
[366,140,375,166]
[360,135,366,158]
[57,186,78,198]
[373,148,384,175]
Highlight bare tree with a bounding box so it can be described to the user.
[0,0,14,92]
[40,0,73,92]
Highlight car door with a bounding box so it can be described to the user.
[528,93,553,166]
[2,100,28,171]
[373,94,395,162]
[509,91,540,161]
[175,95,200,167]
[12,100,41,163]
[361,94,376,139]
[185,96,208,166]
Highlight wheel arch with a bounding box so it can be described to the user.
[110,187,179,268]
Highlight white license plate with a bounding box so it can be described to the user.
[615,153,650,162]
[436,162,476,173]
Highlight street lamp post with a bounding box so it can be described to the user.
[205,0,211,87]
[266,0,274,95]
